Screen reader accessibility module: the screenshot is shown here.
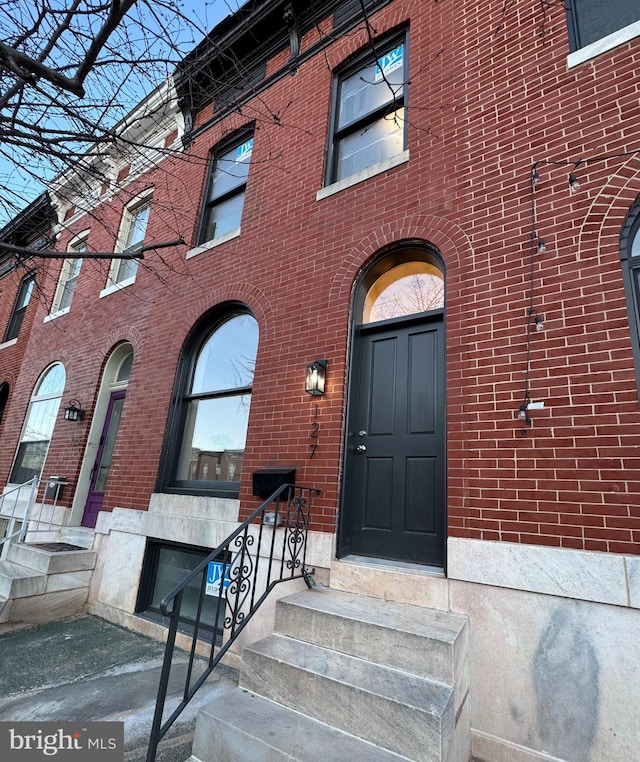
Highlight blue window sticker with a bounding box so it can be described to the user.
[375,45,404,82]
[206,560,231,597]
[236,139,254,162]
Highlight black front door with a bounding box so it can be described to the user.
[341,312,446,566]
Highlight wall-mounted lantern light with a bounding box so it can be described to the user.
[305,359,327,396]
[64,399,85,422]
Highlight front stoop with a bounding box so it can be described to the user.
[189,587,470,762]
[0,543,96,625]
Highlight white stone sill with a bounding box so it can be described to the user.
[0,338,18,351]
[99,276,136,299]
[448,536,640,609]
[186,227,241,259]
[567,20,640,68]
[44,306,70,323]
[316,150,410,201]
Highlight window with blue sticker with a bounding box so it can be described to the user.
[328,35,407,183]
[198,132,254,245]
[565,0,640,51]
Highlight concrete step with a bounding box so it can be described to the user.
[241,633,454,761]
[5,543,96,574]
[189,686,411,762]
[276,587,468,685]
[0,560,46,599]
[58,526,95,550]
[0,596,11,623]
[330,556,449,610]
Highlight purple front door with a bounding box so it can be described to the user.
[82,390,125,528]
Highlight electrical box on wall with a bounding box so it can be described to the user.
[252,468,296,498]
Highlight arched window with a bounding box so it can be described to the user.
[0,382,9,426]
[363,260,444,323]
[159,309,259,497]
[356,244,445,325]
[620,200,640,392]
[10,364,66,483]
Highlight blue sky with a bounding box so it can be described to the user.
[0,0,243,226]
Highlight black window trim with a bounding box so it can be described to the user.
[619,197,640,398]
[135,537,230,639]
[196,125,255,247]
[325,27,409,187]
[4,272,35,342]
[156,302,256,499]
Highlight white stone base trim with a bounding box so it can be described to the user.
[448,537,638,608]
[472,729,566,762]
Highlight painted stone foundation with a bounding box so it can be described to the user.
[448,539,640,762]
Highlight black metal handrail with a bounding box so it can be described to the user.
[146,483,320,762]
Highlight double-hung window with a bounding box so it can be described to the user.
[328,34,408,185]
[4,274,35,342]
[565,1,640,51]
[110,196,151,286]
[51,234,86,314]
[198,134,254,245]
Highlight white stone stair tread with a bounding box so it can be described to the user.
[245,633,452,715]
[6,543,96,574]
[0,560,46,599]
[0,561,44,579]
[190,686,412,762]
[279,587,466,641]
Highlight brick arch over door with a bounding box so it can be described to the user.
[328,213,472,307]
[577,155,640,262]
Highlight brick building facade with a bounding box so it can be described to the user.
[1,1,639,760]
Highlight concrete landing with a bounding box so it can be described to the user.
[0,614,238,761]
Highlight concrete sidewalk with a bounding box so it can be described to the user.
[0,614,238,761]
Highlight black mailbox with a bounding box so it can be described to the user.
[252,468,296,498]
[45,476,66,501]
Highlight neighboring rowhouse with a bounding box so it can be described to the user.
[0,193,57,506]
[1,1,640,760]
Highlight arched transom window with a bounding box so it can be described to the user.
[363,259,444,324]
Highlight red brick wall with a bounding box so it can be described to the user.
[3,0,639,553]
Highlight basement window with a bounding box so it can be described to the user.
[136,540,229,637]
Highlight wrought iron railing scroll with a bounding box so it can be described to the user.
[146,483,319,762]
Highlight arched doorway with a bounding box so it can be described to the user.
[339,244,446,566]
[75,344,133,528]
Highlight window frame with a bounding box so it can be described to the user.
[565,0,640,52]
[196,128,255,247]
[156,304,258,499]
[619,199,640,397]
[9,363,66,484]
[50,232,88,316]
[0,382,9,427]
[325,29,409,186]
[106,191,153,290]
[136,539,230,639]
[4,273,35,342]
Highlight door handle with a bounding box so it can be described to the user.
[356,444,367,453]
